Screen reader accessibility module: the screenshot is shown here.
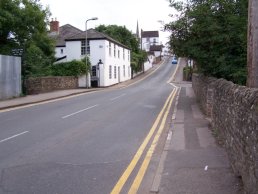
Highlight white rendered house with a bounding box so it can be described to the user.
[65,29,131,87]
[50,20,131,87]
[141,30,160,51]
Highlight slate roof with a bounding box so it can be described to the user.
[66,29,130,49]
[49,24,83,47]
[149,45,163,51]
[141,31,159,38]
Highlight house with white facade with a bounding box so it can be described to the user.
[149,45,163,63]
[141,30,159,51]
[49,20,131,87]
[140,30,163,64]
[65,29,131,87]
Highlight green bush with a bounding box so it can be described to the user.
[51,58,90,76]
[183,66,192,81]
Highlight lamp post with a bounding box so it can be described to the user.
[85,17,98,88]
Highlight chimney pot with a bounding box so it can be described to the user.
[50,18,59,34]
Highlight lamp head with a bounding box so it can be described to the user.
[91,17,98,20]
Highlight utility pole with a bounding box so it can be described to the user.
[247,0,258,87]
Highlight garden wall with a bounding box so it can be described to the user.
[26,76,78,94]
[192,73,258,194]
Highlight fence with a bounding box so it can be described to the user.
[0,55,21,100]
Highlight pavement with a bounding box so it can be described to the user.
[152,58,243,193]
[0,59,166,110]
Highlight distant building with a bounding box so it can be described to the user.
[149,45,163,63]
[141,30,159,51]
[49,19,131,87]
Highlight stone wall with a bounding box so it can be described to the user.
[26,76,78,94]
[192,73,258,194]
[192,74,217,116]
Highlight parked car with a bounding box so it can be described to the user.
[171,57,177,64]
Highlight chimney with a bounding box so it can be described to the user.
[50,18,59,34]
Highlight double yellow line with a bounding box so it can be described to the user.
[111,86,178,194]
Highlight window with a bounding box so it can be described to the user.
[109,42,112,56]
[128,66,131,77]
[123,48,125,60]
[92,66,97,77]
[128,50,130,61]
[114,66,117,79]
[118,50,120,58]
[81,40,86,55]
[123,65,125,77]
[114,45,116,57]
[61,49,63,54]
[86,40,90,55]
[109,65,112,79]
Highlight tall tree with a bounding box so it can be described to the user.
[0,0,55,77]
[96,24,139,53]
[247,0,258,87]
[166,0,248,85]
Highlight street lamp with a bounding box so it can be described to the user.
[85,17,98,88]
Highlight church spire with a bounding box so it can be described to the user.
[136,20,140,39]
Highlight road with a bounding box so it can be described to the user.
[0,57,178,194]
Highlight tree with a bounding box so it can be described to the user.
[165,0,248,85]
[0,0,55,77]
[247,0,258,87]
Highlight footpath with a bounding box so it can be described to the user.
[152,58,242,194]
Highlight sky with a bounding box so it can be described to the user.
[39,0,175,46]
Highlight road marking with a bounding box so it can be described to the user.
[167,130,173,141]
[62,104,99,119]
[110,93,126,101]
[0,131,29,143]
[128,87,178,194]
[121,59,166,89]
[0,91,99,114]
[204,165,208,171]
[110,88,176,194]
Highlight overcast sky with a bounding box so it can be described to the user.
[40,0,174,45]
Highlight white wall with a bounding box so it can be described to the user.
[154,51,161,58]
[102,41,131,87]
[55,47,66,58]
[144,55,154,72]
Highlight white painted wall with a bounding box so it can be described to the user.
[102,41,131,87]
[154,51,162,58]
[144,55,154,72]
[55,47,66,58]
[66,41,81,61]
